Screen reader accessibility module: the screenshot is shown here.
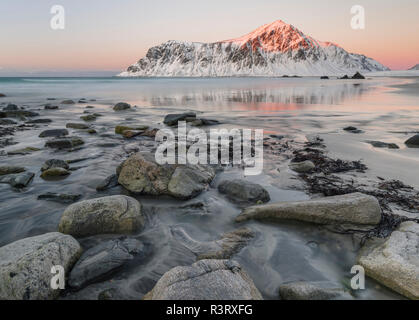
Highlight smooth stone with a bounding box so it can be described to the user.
[113,102,131,111]
[405,134,419,147]
[3,104,18,111]
[26,119,52,124]
[40,167,71,179]
[115,125,149,134]
[343,126,363,134]
[66,123,89,129]
[122,130,143,139]
[289,160,315,173]
[143,260,262,300]
[357,221,419,300]
[37,192,81,203]
[44,105,59,110]
[45,137,84,149]
[5,110,39,118]
[0,119,17,125]
[0,172,34,188]
[68,239,142,289]
[278,281,352,300]
[39,129,69,138]
[96,174,119,191]
[118,153,215,199]
[80,114,96,121]
[167,165,215,200]
[236,193,382,226]
[0,166,25,175]
[0,232,81,300]
[218,179,270,204]
[365,141,399,149]
[87,129,97,134]
[41,159,70,171]
[163,112,196,126]
[7,147,41,155]
[61,100,75,104]
[58,195,144,237]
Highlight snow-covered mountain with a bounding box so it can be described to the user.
[409,64,419,70]
[118,20,389,77]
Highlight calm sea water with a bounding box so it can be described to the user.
[1,76,418,300]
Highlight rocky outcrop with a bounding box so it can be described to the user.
[143,260,262,300]
[218,179,270,204]
[357,221,419,300]
[69,238,143,289]
[118,152,215,199]
[236,193,382,226]
[0,232,81,300]
[58,195,144,237]
[278,281,352,300]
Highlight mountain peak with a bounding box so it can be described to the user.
[220,19,338,53]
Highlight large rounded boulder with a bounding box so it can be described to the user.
[144,259,262,300]
[0,232,81,300]
[58,195,144,237]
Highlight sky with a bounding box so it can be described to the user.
[0,0,418,76]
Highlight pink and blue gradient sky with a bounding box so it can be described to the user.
[1,0,418,75]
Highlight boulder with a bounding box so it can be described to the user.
[96,174,119,191]
[44,105,59,110]
[61,100,75,104]
[118,152,215,199]
[365,141,399,149]
[80,114,96,122]
[352,72,365,79]
[0,232,81,300]
[113,102,131,111]
[41,159,69,172]
[163,112,196,126]
[39,129,69,138]
[405,134,419,147]
[0,119,17,125]
[58,195,144,237]
[68,238,143,289]
[167,165,215,199]
[3,104,18,111]
[66,123,89,129]
[357,221,419,300]
[0,93,6,97]
[236,193,382,226]
[7,147,41,156]
[218,179,270,204]
[143,260,262,300]
[26,119,52,124]
[40,167,70,179]
[5,110,39,118]
[289,160,315,173]
[0,166,25,175]
[0,172,34,188]
[278,281,352,300]
[45,137,84,149]
[38,192,81,203]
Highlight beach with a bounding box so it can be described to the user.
[0,76,418,300]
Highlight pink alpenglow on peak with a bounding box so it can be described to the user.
[221,20,341,53]
[119,19,390,77]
